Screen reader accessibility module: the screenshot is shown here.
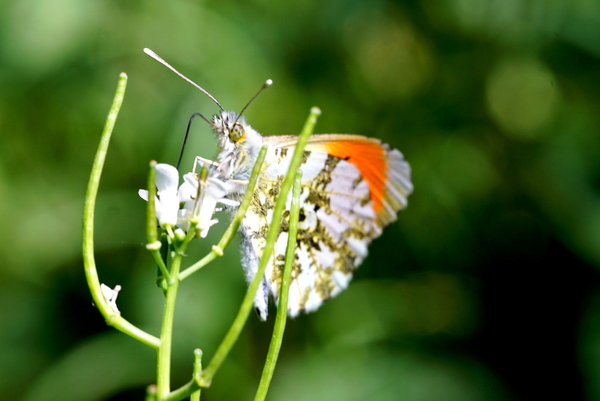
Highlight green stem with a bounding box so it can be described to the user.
[156,254,183,399]
[164,377,197,401]
[199,107,321,386]
[190,349,203,401]
[163,349,204,401]
[179,146,268,281]
[146,161,171,283]
[253,170,302,401]
[156,188,201,399]
[82,72,160,350]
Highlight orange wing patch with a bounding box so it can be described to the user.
[305,139,388,213]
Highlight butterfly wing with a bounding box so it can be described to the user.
[239,134,413,319]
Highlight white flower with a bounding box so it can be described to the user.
[180,173,237,237]
[138,163,180,228]
[101,283,121,314]
[139,162,237,237]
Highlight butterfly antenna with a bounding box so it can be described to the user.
[144,48,225,111]
[177,112,217,170]
[234,79,273,124]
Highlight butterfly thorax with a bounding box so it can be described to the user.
[212,111,263,184]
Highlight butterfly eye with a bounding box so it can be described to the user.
[229,122,246,143]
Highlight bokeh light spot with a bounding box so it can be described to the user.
[486,57,560,139]
[349,17,434,100]
[2,0,102,75]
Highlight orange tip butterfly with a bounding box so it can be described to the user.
[144,48,413,320]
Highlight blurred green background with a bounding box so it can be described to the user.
[2,0,600,400]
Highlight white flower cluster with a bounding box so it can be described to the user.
[139,163,236,238]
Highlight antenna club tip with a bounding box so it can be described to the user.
[265,79,273,86]
[144,48,161,60]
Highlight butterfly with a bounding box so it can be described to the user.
[144,49,413,320]
[210,111,413,320]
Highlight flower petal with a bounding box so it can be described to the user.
[179,173,199,203]
[158,190,179,226]
[155,164,180,193]
[191,177,232,235]
[138,189,149,201]
[101,283,121,314]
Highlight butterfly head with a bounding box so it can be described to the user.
[213,111,259,149]
[211,79,272,155]
[212,110,263,181]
